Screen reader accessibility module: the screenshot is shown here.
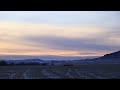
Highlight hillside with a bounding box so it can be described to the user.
[0,50,120,65]
[86,50,120,64]
[61,50,120,64]
[100,51,120,59]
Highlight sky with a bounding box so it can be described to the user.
[0,11,120,58]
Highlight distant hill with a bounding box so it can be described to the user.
[0,55,98,60]
[1,50,120,65]
[79,50,120,64]
[59,50,120,64]
[5,59,49,64]
[100,50,120,60]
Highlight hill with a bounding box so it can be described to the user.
[83,50,120,64]
[1,50,120,65]
[60,50,120,65]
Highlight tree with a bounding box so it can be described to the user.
[0,60,7,66]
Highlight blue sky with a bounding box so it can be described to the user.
[0,11,120,57]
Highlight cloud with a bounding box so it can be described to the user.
[0,21,120,56]
[0,21,110,38]
[21,34,120,56]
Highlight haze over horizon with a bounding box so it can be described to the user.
[0,11,120,60]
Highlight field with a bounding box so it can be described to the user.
[0,64,120,79]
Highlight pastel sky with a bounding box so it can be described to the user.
[0,11,120,57]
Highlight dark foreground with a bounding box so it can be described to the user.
[0,64,120,79]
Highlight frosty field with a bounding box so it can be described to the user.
[0,64,120,79]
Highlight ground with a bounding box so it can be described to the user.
[0,64,120,79]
